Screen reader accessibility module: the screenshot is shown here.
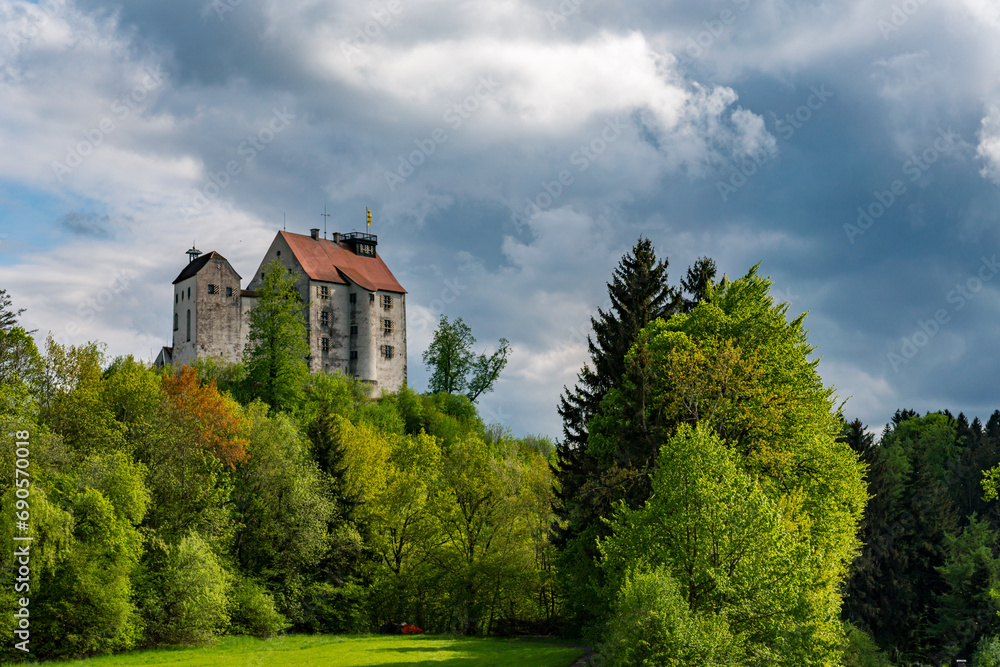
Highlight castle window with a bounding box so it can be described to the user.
[319,286,329,299]
[175,294,178,304]
[226,287,233,297]
[383,345,394,359]
[208,284,216,294]
[186,310,191,342]
[321,311,330,327]
[350,325,358,336]
[187,287,191,299]
[173,313,178,331]
[382,295,393,309]
[321,337,329,353]
[369,293,375,303]
[383,319,393,335]
[349,293,357,304]
[350,351,358,360]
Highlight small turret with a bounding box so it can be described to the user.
[186,244,202,264]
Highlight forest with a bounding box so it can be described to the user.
[3,244,1000,666]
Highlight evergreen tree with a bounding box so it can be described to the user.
[242,260,309,411]
[674,255,718,313]
[552,238,716,635]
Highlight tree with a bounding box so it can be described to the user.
[243,260,309,411]
[590,266,866,664]
[600,424,817,665]
[674,255,718,314]
[422,316,511,402]
[552,238,695,635]
[556,238,676,453]
[0,288,27,332]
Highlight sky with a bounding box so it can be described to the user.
[2,0,1000,439]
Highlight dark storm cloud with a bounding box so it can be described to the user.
[2,0,1000,436]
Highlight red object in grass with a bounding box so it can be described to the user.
[401,623,424,634]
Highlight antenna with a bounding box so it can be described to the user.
[283,212,286,231]
[321,206,331,239]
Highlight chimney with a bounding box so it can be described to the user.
[333,232,341,243]
[310,228,320,240]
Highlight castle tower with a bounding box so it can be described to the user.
[245,229,407,393]
[168,247,254,368]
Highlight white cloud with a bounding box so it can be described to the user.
[977,106,1000,185]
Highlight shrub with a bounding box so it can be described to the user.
[299,581,368,634]
[974,635,1000,667]
[229,578,286,638]
[841,622,893,667]
[597,565,744,666]
[138,531,230,645]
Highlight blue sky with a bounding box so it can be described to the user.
[2,0,1000,438]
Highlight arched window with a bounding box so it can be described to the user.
[186,309,191,342]
[173,312,178,331]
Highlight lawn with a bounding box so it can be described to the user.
[29,634,586,667]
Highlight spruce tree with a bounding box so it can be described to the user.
[552,238,717,635]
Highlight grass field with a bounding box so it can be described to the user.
[34,634,586,667]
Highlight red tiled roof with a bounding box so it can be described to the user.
[279,231,406,293]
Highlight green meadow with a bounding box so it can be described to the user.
[30,635,586,667]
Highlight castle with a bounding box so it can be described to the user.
[156,228,407,393]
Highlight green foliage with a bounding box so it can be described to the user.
[138,531,231,646]
[841,622,894,667]
[298,581,369,634]
[601,424,824,664]
[231,402,334,624]
[975,635,1000,667]
[243,259,309,411]
[190,355,248,399]
[228,578,286,638]
[598,565,744,666]
[932,516,1000,658]
[422,316,511,402]
[30,484,145,659]
[554,239,715,636]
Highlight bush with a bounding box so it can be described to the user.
[597,565,744,666]
[975,635,1000,667]
[842,622,893,667]
[229,578,286,638]
[138,531,230,645]
[299,581,368,634]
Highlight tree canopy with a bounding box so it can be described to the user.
[422,316,511,402]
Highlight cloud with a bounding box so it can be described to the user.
[3,0,1000,439]
[977,106,1000,185]
[57,211,118,237]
